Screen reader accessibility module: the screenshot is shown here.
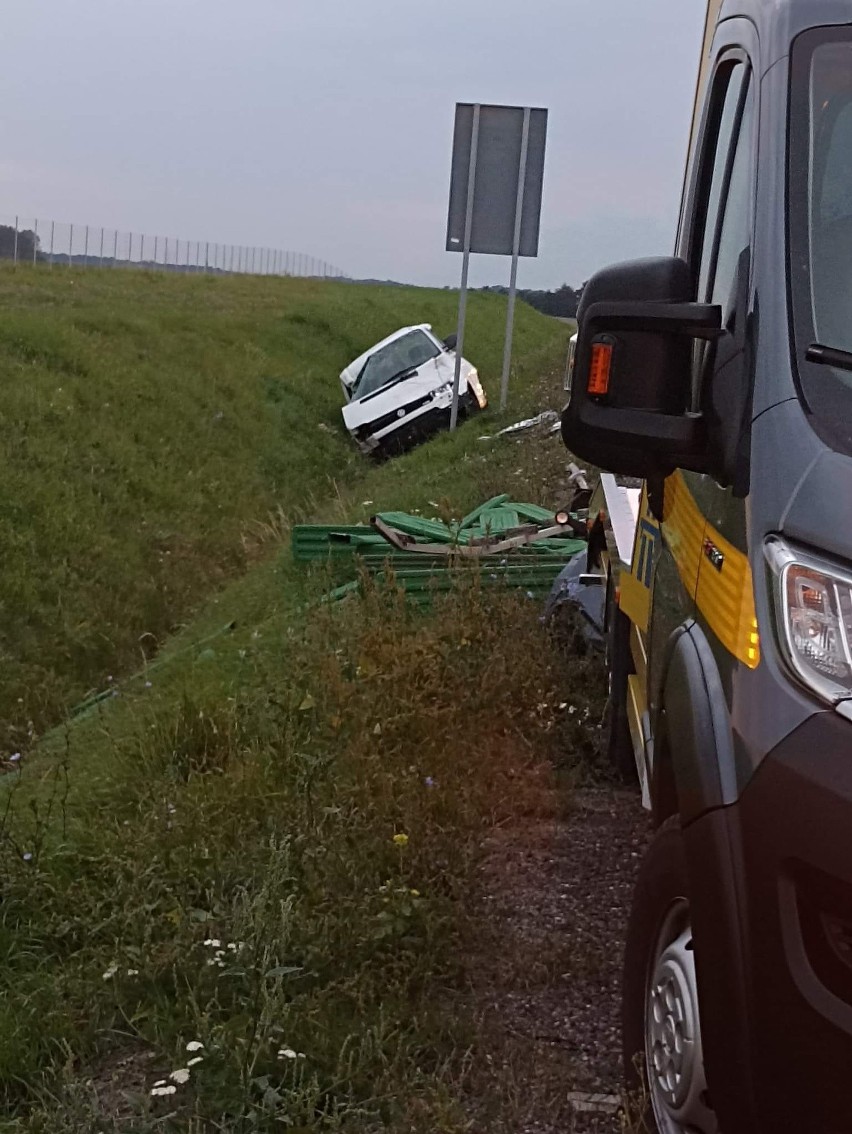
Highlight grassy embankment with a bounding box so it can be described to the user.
[0,265,594,1132]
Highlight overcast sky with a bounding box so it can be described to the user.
[1,1,706,290]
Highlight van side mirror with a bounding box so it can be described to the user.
[561,257,721,478]
[442,333,458,351]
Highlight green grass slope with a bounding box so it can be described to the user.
[0,268,585,1129]
[0,265,567,749]
[0,400,595,1133]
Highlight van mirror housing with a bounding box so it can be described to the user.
[442,333,458,351]
[561,257,721,478]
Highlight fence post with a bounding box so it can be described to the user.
[68,223,74,268]
[154,235,158,265]
[33,219,38,265]
[113,229,118,266]
[205,241,209,272]
[99,227,104,267]
[128,232,133,266]
[12,216,18,265]
[84,224,89,267]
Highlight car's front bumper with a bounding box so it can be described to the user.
[352,392,476,455]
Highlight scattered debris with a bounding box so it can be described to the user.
[478,409,560,441]
[566,1092,622,1116]
[292,493,589,605]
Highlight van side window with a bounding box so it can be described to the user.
[710,81,754,320]
[693,62,751,308]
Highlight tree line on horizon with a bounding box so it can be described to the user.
[478,282,584,319]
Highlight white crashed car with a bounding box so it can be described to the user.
[340,323,487,456]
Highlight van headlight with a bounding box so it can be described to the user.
[765,537,852,703]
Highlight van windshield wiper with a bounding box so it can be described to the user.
[356,367,419,402]
[806,343,852,373]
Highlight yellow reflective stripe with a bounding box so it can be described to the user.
[696,527,761,669]
[620,569,651,633]
[663,471,705,596]
[662,471,761,670]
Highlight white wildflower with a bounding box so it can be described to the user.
[22,852,33,862]
[186,1041,204,1052]
[277,1047,306,1060]
[203,939,221,948]
[170,1067,191,1084]
[126,968,139,977]
[151,1085,177,1097]
[187,1056,203,1067]
[102,964,118,981]
[8,753,21,763]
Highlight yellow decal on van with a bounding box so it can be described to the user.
[662,471,761,670]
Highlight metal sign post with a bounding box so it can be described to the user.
[446,103,547,424]
[500,106,531,411]
[450,104,481,432]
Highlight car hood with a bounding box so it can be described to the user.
[341,354,471,432]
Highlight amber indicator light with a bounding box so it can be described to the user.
[587,342,613,396]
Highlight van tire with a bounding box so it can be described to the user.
[623,818,719,1133]
[604,586,635,781]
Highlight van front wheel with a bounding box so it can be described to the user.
[623,819,719,1134]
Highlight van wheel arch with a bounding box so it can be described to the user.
[650,621,738,826]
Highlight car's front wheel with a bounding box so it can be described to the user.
[623,819,720,1134]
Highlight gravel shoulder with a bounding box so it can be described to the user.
[463,786,650,1133]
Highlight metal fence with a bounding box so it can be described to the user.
[0,214,346,278]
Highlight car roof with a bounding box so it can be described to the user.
[340,324,434,387]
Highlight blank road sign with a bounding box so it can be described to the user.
[446,103,547,257]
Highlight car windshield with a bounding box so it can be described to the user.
[790,31,852,451]
[353,330,440,399]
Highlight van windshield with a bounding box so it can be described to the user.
[353,330,440,400]
[790,30,852,451]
